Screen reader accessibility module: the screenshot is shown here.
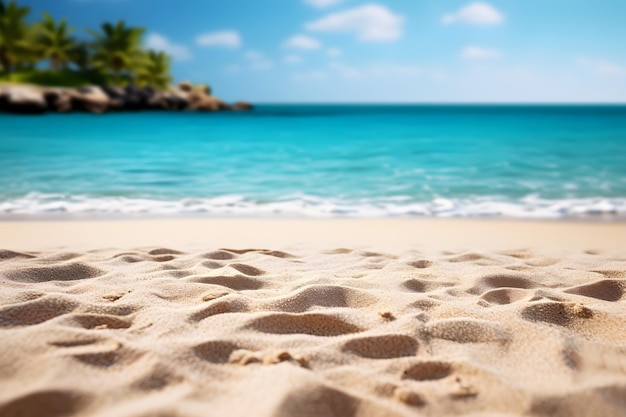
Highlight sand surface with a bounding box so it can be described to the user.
[2,218,626,253]
[1,220,625,416]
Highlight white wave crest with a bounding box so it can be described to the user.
[1,192,626,219]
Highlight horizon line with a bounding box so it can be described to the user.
[242,102,626,106]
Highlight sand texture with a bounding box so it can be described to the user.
[1,246,626,417]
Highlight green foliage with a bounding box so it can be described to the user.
[87,20,146,85]
[33,13,77,70]
[0,68,109,87]
[136,50,172,89]
[71,42,90,71]
[0,1,178,89]
[0,0,33,74]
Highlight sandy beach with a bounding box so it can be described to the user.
[1,219,625,417]
[3,1,626,415]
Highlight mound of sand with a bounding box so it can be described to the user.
[1,247,625,417]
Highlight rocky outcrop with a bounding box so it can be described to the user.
[232,101,254,111]
[0,85,48,114]
[72,86,113,113]
[0,81,253,115]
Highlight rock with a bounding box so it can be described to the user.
[101,86,125,101]
[0,83,247,114]
[199,84,212,95]
[147,88,190,111]
[123,84,156,110]
[43,88,73,112]
[0,85,47,114]
[70,86,111,113]
[146,92,168,110]
[189,94,229,112]
[182,85,229,112]
[99,86,126,111]
[178,81,193,92]
[167,91,189,110]
[232,101,253,111]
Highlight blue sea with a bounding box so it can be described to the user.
[1,105,626,219]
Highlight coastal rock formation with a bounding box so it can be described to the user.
[233,101,254,111]
[0,85,48,114]
[0,82,252,114]
[72,87,113,113]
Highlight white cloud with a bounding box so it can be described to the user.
[326,47,342,57]
[284,55,303,64]
[304,0,343,8]
[578,58,624,77]
[196,31,242,48]
[442,2,504,25]
[328,62,420,80]
[145,33,192,61]
[307,4,404,42]
[461,46,501,59]
[283,35,322,50]
[245,50,273,71]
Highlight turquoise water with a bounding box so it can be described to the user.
[1,105,626,218]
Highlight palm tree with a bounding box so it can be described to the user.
[33,13,77,70]
[0,0,32,74]
[71,41,90,71]
[87,20,145,84]
[136,50,172,89]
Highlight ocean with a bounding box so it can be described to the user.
[2,105,626,219]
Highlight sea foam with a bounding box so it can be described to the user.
[1,193,625,219]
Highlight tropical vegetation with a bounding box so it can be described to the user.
[0,0,173,89]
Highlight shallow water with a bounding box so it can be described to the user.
[2,105,626,218]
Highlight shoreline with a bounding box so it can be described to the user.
[2,218,625,253]
[0,82,253,114]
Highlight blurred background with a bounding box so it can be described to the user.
[2,0,626,103]
[1,1,625,220]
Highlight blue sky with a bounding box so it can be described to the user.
[25,0,626,102]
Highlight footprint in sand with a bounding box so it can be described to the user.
[248,313,363,337]
[188,300,234,321]
[148,248,184,256]
[0,390,90,417]
[420,318,510,344]
[480,288,530,305]
[4,263,104,283]
[264,285,378,313]
[194,340,242,364]
[408,260,433,269]
[564,280,624,302]
[402,278,453,293]
[403,360,453,381]
[203,250,237,260]
[0,249,36,260]
[229,263,266,276]
[521,301,593,327]
[468,273,538,295]
[187,274,265,291]
[0,296,78,327]
[342,334,419,359]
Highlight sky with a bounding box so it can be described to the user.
[23,0,626,103]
